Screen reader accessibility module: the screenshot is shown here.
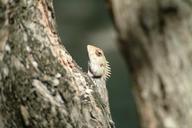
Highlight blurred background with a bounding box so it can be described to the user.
[53,1,139,128]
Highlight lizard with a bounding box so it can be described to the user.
[87,44,115,128]
[87,45,111,80]
[87,44,111,105]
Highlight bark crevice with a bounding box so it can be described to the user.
[0,0,114,127]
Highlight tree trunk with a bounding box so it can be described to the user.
[107,0,192,128]
[0,0,114,127]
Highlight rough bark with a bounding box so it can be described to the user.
[0,0,114,128]
[107,0,192,128]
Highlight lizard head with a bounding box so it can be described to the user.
[87,45,111,79]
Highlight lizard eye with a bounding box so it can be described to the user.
[95,50,102,57]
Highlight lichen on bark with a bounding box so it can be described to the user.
[0,0,114,128]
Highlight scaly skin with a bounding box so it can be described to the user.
[87,45,111,79]
[87,44,114,127]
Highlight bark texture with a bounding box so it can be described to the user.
[0,0,114,128]
[107,0,192,128]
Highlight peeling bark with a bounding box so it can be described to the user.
[107,0,192,128]
[0,0,114,128]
